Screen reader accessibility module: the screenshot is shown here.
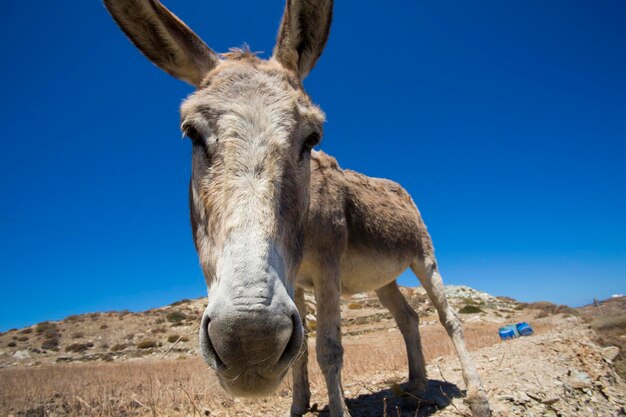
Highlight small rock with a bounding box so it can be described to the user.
[600,346,619,361]
[542,397,560,405]
[571,371,592,389]
[13,350,30,360]
[514,392,531,405]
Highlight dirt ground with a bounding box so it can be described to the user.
[1,289,624,416]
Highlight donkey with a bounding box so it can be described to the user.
[104,1,491,416]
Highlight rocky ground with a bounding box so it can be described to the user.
[381,323,625,416]
[1,287,624,416]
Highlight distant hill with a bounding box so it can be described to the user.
[0,285,579,368]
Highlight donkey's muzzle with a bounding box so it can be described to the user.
[200,301,303,396]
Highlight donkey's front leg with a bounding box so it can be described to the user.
[290,286,310,416]
[314,264,351,417]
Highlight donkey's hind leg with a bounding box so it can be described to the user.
[376,280,427,392]
[290,286,310,416]
[411,258,491,417]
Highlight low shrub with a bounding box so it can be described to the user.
[347,302,363,310]
[167,335,189,343]
[110,343,127,352]
[36,322,59,341]
[65,342,94,353]
[35,322,58,334]
[170,299,191,307]
[458,305,483,314]
[166,311,187,324]
[41,338,59,351]
[136,340,157,349]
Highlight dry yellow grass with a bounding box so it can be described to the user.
[0,320,551,417]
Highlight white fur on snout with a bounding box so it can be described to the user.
[210,235,291,313]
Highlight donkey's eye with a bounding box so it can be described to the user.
[183,125,203,143]
[300,132,320,160]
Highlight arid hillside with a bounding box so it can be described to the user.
[0,286,523,368]
[1,287,624,416]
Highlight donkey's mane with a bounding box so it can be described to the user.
[221,45,261,61]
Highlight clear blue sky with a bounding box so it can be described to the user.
[1,1,624,331]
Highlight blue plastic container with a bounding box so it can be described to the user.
[502,324,520,337]
[516,322,534,336]
[498,328,516,340]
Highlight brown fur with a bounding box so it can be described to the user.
[299,151,434,294]
[310,151,433,260]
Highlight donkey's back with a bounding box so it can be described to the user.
[299,151,434,294]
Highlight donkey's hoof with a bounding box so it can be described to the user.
[289,403,310,416]
[289,400,318,417]
[467,393,491,417]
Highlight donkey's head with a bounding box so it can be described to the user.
[104,0,331,396]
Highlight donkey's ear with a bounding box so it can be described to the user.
[272,0,333,80]
[104,0,220,87]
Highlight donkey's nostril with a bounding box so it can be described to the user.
[277,312,304,368]
[199,315,226,371]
